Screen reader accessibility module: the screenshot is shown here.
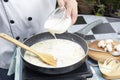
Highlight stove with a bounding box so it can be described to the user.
[22,61,93,80]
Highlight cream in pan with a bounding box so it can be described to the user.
[24,39,85,68]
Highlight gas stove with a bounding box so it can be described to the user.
[21,61,93,80]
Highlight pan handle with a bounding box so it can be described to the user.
[74,19,103,38]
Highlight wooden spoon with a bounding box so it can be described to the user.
[0,33,56,66]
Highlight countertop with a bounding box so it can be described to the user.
[68,15,120,80]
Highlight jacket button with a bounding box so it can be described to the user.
[16,36,20,40]
[10,20,15,24]
[4,0,8,2]
[28,17,32,21]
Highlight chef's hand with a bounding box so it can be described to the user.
[58,0,78,24]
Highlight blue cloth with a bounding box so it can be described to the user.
[8,47,22,80]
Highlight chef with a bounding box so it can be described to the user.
[0,0,78,79]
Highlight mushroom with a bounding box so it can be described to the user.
[106,44,112,52]
[105,39,113,44]
[98,40,106,48]
[114,44,120,51]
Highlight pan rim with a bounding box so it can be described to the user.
[20,32,88,69]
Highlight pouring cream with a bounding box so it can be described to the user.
[44,7,71,37]
[44,17,71,36]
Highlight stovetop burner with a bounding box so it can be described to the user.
[22,62,93,80]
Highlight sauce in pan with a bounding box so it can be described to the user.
[24,39,85,68]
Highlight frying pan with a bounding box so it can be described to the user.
[21,19,103,74]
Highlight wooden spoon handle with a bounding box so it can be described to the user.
[0,33,39,56]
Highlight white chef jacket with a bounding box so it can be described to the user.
[0,0,56,69]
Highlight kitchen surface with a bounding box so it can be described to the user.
[69,15,120,80]
[8,14,120,80]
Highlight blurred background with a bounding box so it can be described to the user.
[76,0,120,18]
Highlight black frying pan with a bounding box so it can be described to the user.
[20,20,103,74]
